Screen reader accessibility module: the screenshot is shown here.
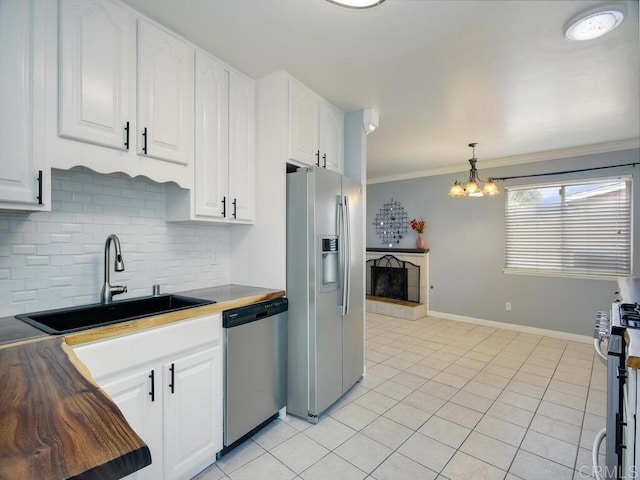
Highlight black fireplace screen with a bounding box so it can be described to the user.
[366,255,420,303]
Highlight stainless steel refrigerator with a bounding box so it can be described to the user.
[286,166,364,423]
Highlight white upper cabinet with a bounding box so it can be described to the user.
[318,100,344,173]
[51,0,194,188]
[288,77,343,173]
[193,50,229,220]
[166,50,255,225]
[137,19,194,168]
[58,0,134,151]
[288,78,319,167]
[228,70,256,222]
[0,0,49,211]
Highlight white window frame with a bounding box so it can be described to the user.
[504,175,633,279]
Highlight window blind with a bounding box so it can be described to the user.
[504,177,632,277]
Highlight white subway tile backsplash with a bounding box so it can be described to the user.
[26,256,49,266]
[0,167,230,317]
[13,290,37,302]
[12,245,36,255]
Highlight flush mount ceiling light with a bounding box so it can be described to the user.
[448,143,500,198]
[326,0,386,9]
[563,4,625,41]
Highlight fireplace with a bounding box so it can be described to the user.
[366,255,420,303]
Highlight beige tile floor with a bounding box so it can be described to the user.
[194,313,607,480]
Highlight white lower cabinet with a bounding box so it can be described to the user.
[99,365,164,480]
[73,313,222,480]
[163,347,221,480]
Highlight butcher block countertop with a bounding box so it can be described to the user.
[626,328,640,369]
[0,284,285,480]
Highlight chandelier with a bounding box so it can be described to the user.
[448,143,500,197]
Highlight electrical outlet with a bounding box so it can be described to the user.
[505,302,512,311]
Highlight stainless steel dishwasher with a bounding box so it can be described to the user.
[220,297,288,455]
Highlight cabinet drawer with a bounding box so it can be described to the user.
[74,313,221,379]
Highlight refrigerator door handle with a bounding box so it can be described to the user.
[337,197,346,315]
[337,195,350,316]
[343,195,351,316]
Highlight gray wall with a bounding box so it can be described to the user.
[367,149,640,336]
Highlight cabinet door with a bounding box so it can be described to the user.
[228,71,255,222]
[0,0,46,208]
[137,19,194,167]
[59,0,134,151]
[163,347,221,480]
[194,50,229,220]
[318,101,343,173]
[288,79,318,167]
[99,367,163,480]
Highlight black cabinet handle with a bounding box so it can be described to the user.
[149,369,155,402]
[124,121,130,150]
[232,198,237,219]
[142,127,147,154]
[222,196,226,217]
[323,153,327,169]
[315,150,320,166]
[36,170,43,205]
[169,363,175,394]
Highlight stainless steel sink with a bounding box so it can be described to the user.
[16,294,215,334]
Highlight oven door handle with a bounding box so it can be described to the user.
[594,337,608,365]
[592,427,607,480]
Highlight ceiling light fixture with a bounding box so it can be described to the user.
[448,143,500,198]
[563,5,625,41]
[326,0,386,9]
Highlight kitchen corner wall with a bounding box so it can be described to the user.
[0,167,230,318]
[367,148,640,336]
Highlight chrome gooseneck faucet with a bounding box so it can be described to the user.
[101,234,127,304]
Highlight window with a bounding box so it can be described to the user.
[504,176,632,277]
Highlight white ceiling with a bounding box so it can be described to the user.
[121,0,640,181]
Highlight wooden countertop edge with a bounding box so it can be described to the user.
[0,335,51,351]
[64,290,285,346]
[624,329,640,369]
[628,356,640,369]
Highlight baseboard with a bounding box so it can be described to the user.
[428,310,592,344]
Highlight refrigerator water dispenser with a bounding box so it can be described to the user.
[321,237,339,289]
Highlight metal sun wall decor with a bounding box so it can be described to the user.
[373,198,408,246]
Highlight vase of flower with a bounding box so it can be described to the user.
[410,218,426,250]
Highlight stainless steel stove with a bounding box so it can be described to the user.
[619,303,640,329]
[592,300,638,480]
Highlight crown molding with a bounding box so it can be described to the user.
[367,138,640,185]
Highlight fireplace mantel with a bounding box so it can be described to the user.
[366,248,429,254]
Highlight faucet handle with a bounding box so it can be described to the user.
[112,285,127,297]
